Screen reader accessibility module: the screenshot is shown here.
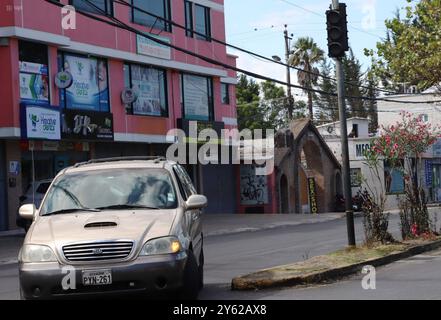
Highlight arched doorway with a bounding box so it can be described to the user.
[280,175,289,213]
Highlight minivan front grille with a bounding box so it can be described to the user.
[63,241,133,262]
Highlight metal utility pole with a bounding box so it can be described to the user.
[284,25,294,120]
[331,0,356,246]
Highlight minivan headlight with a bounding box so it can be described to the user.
[20,245,57,263]
[140,237,181,256]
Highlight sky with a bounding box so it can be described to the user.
[224,0,410,97]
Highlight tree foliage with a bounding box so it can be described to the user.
[236,75,306,131]
[366,0,441,92]
[288,37,324,119]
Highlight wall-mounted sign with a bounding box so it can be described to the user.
[20,104,61,140]
[136,34,171,60]
[19,61,48,74]
[9,161,20,176]
[62,109,114,141]
[22,140,90,152]
[55,71,73,89]
[19,61,49,105]
[121,87,138,105]
[308,177,318,214]
[355,143,371,159]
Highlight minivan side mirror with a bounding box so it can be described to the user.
[19,204,36,221]
[185,195,207,211]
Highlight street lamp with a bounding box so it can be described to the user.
[272,55,282,62]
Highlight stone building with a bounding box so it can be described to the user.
[275,119,342,214]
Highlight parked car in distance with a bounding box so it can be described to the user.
[16,179,52,232]
[18,157,206,300]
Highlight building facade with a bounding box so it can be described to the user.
[377,92,441,205]
[0,0,238,230]
[318,116,441,211]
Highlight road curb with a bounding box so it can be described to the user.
[231,239,441,291]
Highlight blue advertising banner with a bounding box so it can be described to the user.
[61,54,109,112]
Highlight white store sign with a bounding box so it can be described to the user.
[25,106,61,140]
[136,34,171,60]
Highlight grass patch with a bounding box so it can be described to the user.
[244,243,413,280]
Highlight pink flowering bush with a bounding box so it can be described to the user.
[364,112,441,241]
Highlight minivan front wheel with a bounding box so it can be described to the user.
[178,251,200,300]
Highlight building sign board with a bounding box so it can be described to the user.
[21,104,61,141]
[62,110,114,141]
[136,34,171,60]
[308,177,318,214]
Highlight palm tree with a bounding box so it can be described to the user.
[288,37,324,120]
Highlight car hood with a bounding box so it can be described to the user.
[27,209,178,247]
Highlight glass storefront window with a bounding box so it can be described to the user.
[181,73,213,121]
[123,63,168,117]
[19,41,50,105]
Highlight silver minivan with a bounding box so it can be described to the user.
[18,157,206,300]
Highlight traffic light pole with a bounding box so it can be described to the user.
[331,0,356,247]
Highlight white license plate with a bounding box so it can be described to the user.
[82,270,112,286]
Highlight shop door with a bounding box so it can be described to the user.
[0,142,7,231]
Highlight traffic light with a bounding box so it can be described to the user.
[326,3,349,58]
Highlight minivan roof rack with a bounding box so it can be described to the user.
[74,156,167,168]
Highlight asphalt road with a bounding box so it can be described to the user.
[200,248,441,300]
[1,214,440,300]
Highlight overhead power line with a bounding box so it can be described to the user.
[44,0,441,105]
[111,0,398,95]
[278,0,385,40]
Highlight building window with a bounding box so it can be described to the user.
[181,73,213,121]
[70,0,113,15]
[420,114,429,122]
[19,41,50,105]
[124,63,168,117]
[384,160,405,194]
[194,4,211,40]
[221,83,230,105]
[350,168,362,187]
[132,0,171,32]
[184,2,211,40]
[58,52,110,112]
[184,1,193,37]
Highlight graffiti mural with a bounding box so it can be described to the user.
[240,165,269,205]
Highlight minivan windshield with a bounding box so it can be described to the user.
[40,168,177,216]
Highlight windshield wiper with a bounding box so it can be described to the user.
[96,204,160,210]
[43,208,101,216]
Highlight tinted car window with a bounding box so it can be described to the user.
[40,169,177,215]
[36,182,51,194]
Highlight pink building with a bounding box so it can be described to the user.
[0,0,238,230]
